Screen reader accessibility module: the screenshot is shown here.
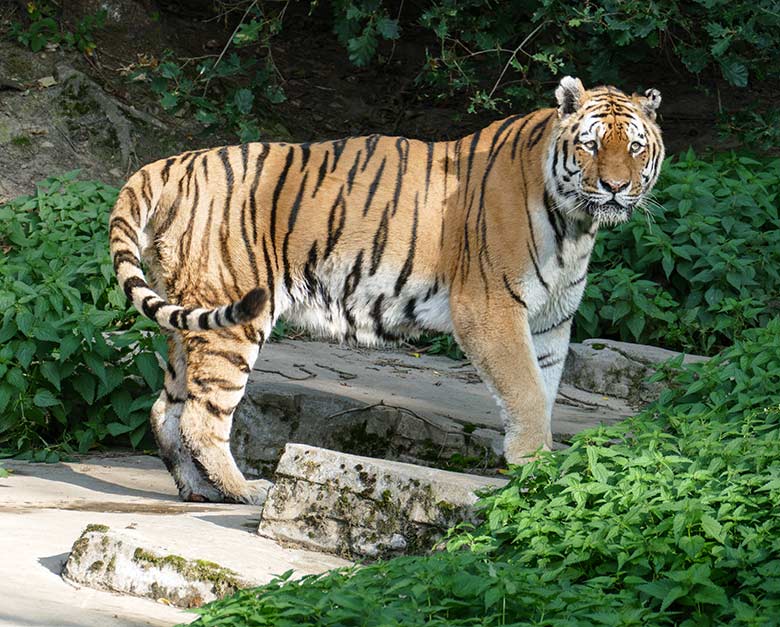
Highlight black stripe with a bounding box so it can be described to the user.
[342,250,364,328]
[394,192,419,296]
[527,112,553,149]
[210,350,251,373]
[424,142,434,204]
[270,147,295,263]
[370,294,395,342]
[325,187,346,259]
[404,297,417,324]
[283,171,310,291]
[240,143,249,182]
[330,138,348,172]
[544,190,565,266]
[511,116,532,159]
[540,356,565,369]
[567,273,587,287]
[312,151,330,198]
[249,144,269,244]
[109,217,139,248]
[391,138,409,215]
[363,156,386,216]
[142,295,165,319]
[346,149,362,194]
[123,276,146,301]
[528,242,549,292]
[502,274,527,308]
[464,129,482,193]
[112,250,139,272]
[533,314,573,336]
[218,149,241,296]
[198,311,211,330]
[262,237,276,320]
[362,135,380,171]
[299,143,311,171]
[369,202,390,276]
[161,158,175,184]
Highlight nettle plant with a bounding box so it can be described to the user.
[8,2,106,55]
[133,3,287,142]
[0,174,161,459]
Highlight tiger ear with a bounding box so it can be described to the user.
[555,76,585,119]
[633,88,662,121]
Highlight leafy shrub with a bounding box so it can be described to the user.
[578,150,780,354]
[0,174,161,459]
[8,2,105,55]
[328,0,780,111]
[131,4,287,143]
[186,319,780,626]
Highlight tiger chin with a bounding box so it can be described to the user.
[109,76,664,504]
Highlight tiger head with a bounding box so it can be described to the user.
[547,76,665,225]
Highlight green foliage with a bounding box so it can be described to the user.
[186,320,780,626]
[416,0,779,111]
[720,109,780,155]
[0,173,161,458]
[133,4,286,142]
[330,0,401,66]
[8,2,105,54]
[578,150,780,354]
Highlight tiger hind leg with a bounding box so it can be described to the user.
[150,334,222,502]
[178,326,271,505]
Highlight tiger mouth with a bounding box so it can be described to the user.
[582,199,634,222]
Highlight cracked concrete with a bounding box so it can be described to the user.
[233,338,642,477]
[0,454,348,627]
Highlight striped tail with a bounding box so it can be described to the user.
[108,167,267,332]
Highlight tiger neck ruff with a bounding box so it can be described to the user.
[109,76,664,504]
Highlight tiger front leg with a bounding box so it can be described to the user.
[452,294,552,464]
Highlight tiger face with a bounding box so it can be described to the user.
[548,76,664,226]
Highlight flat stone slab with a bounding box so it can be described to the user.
[234,339,639,477]
[64,526,253,608]
[563,338,707,405]
[258,443,507,560]
[0,455,348,627]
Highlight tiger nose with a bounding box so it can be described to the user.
[600,178,630,193]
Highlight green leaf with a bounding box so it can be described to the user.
[105,422,133,436]
[71,372,96,403]
[720,58,748,87]
[234,88,255,115]
[134,352,161,390]
[33,389,60,408]
[376,16,400,40]
[700,514,724,543]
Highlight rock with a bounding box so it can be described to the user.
[562,339,707,406]
[257,444,507,560]
[63,525,253,608]
[233,339,634,478]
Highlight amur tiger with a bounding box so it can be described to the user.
[109,76,664,504]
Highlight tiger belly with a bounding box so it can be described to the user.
[280,263,453,346]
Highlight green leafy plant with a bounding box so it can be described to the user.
[8,2,105,54]
[329,0,401,66]
[133,3,287,142]
[185,319,780,626]
[0,173,161,458]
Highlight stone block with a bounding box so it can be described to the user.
[258,444,507,559]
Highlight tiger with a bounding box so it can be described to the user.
[109,76,664,504]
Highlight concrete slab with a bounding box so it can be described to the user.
[259,444,507,559]
[0,455,349,627]
[233,339,636,476]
